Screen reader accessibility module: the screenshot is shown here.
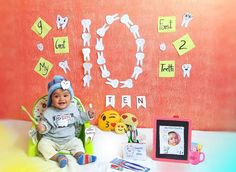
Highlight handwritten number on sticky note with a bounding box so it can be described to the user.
[179,40,187,50]
[37,20,43,35]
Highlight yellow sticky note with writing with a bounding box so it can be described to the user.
[53,36,69,54]
[159,60,175,77]
[158,16,176,33]
[172,34,195,56]
[34,57,53,78]
[31,17,52,39]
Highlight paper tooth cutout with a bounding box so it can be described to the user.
[83,62,92,75]
[100,65,110,78]
[106,13,119,25]
[106,95,115,108]
[105,78,119,88]
[37,43,44,51]
[82,48,91,61]
[96,24,109,37]
[59,60,71,73]
[136,38,145,52]
[182,64,192,78]
[95,38,104,51]
[56,15,68,30]
[81,19,91,33]
[160,43,167,51]
[120,79,133,88]
[97,52,106,65]
[83,74,92,87]
[135,52,144,66]
[181,12,193,28]
[61,80,71,90]
[85,126,96,143]
[120,14,133,28]
[82,33,91,46]
[130,25,140,39]
[131,66,143,80]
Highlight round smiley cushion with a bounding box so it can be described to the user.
[115,122,127,134]
[121,112,138,129]
[98,109,121,131]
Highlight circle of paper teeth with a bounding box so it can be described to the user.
[95,13,145,89]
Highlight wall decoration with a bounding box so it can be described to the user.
[159,60,175,78]
[82,48,91,61]
[59,60,71,73]
[172,34,195,56]
[81,19,91,33]
[136,96,146,109]
[53,36,69,54]
[96,13,145,89]
[157,16,176,33]
[31,17,52,38]
[34,57,53,78]
[82,32,91,47]
[159,43,166,51]
[122,95,131,108]
[181,13,193,28]
[182,64,192,78]
[83,62,92,75]
[36,43,44,51]
[106,95,115,108]
[83,73,92,87]
[56,15,68,30]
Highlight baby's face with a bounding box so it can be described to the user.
[168,133,179,146]
[51,89,71,110]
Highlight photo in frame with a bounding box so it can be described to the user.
[153,117,191,163]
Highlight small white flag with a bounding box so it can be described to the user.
[122,95,131,108]
[106,95,115,108]
[137,96,146,109]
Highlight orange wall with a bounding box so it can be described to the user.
[1,0,236,131]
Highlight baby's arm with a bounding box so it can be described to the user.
[36,118,51,134]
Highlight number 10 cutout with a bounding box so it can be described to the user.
[172,34,195,56]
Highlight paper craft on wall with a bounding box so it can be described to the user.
[159,60,175,78]
[81,19,91,33]
[83,62,92,75]
[31,17,52,38]
[37,43,44,51]
[34,57,53,78]
[106,95,115,108]
[53,36,69,54]
[82,48,91,61]
[182,64,192,78]
[58,60,71,73]
[96,13,145,89]
[172,34,195,56]
[82,32,91,47]
[136,96,146,109]
[158,16,176,33]
[83,74,92,87]
[122,95,131,108]
[56,15,68,30]
[181,12,193,28]
[159,43,167,51]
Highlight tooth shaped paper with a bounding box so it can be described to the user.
[95,38,104,51]
[83,74,92,87]
[105,78,119,88]
[97,52,106,65]
[82,33,91,47]
[56,15,68,30]
[131,66,143,80]
[120,79,133,88]
[182,64,192,78]
[106,13,119,25]
[83,62,92,75]
[181,12,193,28]
[130,25,140,39]
[136,38,145,52]
[59,60,71,73]
[96,24,109,37]
[81,19,91,33]
[120,14,133,28]
[37,43,44,51]
[160,43,167,51]
[135,52,144,66]
[61,80,71,90]
[100,65,110,78]
[82,48,91,61]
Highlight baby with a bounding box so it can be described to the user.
[168,131,180,146]
[37,75,96,168]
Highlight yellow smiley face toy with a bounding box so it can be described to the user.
[114,122,127,134]
[98,109,121,131]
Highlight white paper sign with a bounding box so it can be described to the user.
[123,143,147,160]
[136,96,146,109]
[106,95,115,108]
[122,95,131,108]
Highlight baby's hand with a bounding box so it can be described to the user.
[36,121,46,133]
[87,103,95,120]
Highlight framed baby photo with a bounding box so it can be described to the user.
[152,117,191,163]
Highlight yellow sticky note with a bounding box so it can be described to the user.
[159,60,175,77]
[158,16,176,33]
[31,17,52,39]
[53,36,69,54]
[173,34,195,56]
[34,57,53,78]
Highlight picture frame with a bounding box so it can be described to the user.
[153,117,191,163]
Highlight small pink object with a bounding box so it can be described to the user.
[189,150,205,165]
